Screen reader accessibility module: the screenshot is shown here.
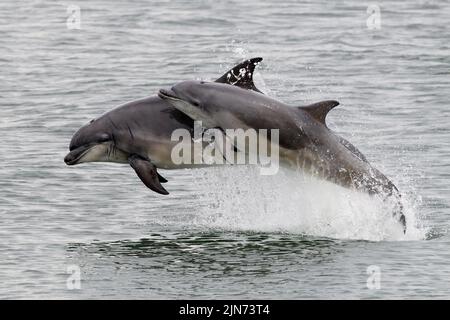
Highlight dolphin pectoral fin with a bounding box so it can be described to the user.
[215,57,263,93]
[157,172,168,183]
[214,127,240,153]
[211,126,241,156]
[299,100,340,125]
[208,127,241,164]
[128,155,169,195]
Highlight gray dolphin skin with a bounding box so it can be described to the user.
[158,81,406,231]
[64,58,263,195]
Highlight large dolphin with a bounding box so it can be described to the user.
[158,81,406,231]
[64,58,263,195]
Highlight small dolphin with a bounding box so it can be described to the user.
[158,81,406,231]
[64,58,263,195]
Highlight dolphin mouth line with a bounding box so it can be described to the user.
[64,145,93,165]
[158,88,181,101]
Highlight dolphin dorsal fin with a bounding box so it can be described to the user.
[215,57,263,93]
[300,100,340,125]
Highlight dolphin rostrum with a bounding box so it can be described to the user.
[64,58,263,195]
[158,80,406,231]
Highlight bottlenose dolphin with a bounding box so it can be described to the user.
[64,58,263,195]
[158,81,406,230]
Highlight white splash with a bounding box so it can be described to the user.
[192,165,426,241]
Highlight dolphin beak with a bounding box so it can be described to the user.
[158,88,180,101]
[64,145,92,165]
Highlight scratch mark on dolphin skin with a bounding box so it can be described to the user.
[127,124,135,140]
[107,144,112,159]
[111,132,117,146]
[107,116,119,129]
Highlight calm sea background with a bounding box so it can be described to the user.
[0,0,449,299]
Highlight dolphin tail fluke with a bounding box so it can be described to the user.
[128,155,169,195]
[215,57,263,93]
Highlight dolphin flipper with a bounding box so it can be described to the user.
[157,172,168,183]
[215,57,263,93]
[128,154,169,195]
[205,127,241,164]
